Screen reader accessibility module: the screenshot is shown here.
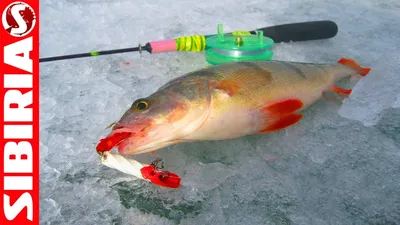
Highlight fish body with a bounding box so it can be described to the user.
[96,58,370,155]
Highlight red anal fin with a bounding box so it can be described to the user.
[258,113,303,133]
[140,166,181,188]
[147,151,156,155]
[331,86,352,96]
[338,58,371,76]
[210,80,240,97]
[258,99,304,133]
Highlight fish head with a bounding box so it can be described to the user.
[98,78,211,155]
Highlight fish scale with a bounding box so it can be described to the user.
[197,61,337,110]
[180,59,368,140]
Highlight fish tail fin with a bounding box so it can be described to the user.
[338,57,371,76]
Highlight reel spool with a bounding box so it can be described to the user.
[205,24,274,65]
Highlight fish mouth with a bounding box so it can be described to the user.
[96,124,150,154]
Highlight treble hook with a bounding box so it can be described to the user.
[97,150,106,159]
[149,158,170,179]
[150,158,164,170]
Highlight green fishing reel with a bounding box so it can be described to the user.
[205,24,274,65]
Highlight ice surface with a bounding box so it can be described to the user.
[39,0,400,224]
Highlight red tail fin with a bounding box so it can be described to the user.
[338,58,371,76]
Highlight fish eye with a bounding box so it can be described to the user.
[133,99,149,111]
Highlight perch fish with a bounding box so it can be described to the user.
[96,58,371,155]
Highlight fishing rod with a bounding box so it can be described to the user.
[39,20,338,63]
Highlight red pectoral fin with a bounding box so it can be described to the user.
[257,99,304,133]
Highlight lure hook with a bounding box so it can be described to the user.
[105,121,119,130]
[150,158,170,179]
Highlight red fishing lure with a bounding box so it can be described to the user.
[140,165,181,189]
[96,132,131,152]
[96,133,182,188]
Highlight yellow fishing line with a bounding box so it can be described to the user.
[232,31,251,36]
[175,35,206,52]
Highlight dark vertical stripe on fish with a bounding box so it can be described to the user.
[236,61,274,82]
[281,61,307,78]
